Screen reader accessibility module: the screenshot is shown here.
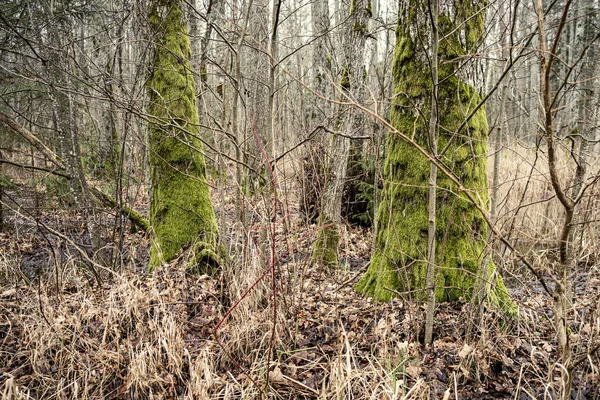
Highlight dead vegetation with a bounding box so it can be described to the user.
[1,145,600,399]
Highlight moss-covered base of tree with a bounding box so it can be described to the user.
[185,240,224,275]
[311,223,340,267]
[355,255,516,315]
[354,251,400,301]
[150,238,224,275]
[486,269,517,316]
[148,168,219,271]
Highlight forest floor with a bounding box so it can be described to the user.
[1,178,600,399]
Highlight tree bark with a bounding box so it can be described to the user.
[424,0,439,346]
[534,0,576,396]
[147,0,220,270]
[356,0,513,313]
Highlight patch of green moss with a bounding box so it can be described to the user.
[349,0,357,15]
[350,0,372,17]
[312,222,341,267]
[200,65,208,84]
[355,251,400,302]
[340,66,350,91]
[187,238,223,275]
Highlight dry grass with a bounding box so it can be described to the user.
[0,247,437,399]
[490,140,600,273]
[1,141,600,399]
[2,226,600,398]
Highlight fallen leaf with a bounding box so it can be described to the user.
[406,364,422,378]
[458,343,472,358]
[1,288,16,298]
[269,366,286,384]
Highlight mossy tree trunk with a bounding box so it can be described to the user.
[356,0,512,309]
[311,0,370,267]
[147,0,219,271]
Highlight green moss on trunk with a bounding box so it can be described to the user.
[147,0,219,272]
[356,0,512,312]
[312,222,341,267]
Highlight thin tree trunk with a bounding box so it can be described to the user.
[424,0,439,347]
[534,0,575,395]
[231,0,255,223]
[268,0,282,159]
[476,0,511,322]
[311,0,331,117]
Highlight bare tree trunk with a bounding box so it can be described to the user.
[300,0,332,225]
[568,0,600,313]
[475,0,511,324]
[267,0,283,175]
[571,3,598,204]
[231,0,255,223]
[311,0,331,117]
[534,0,576,395]
[424,0,439,347]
